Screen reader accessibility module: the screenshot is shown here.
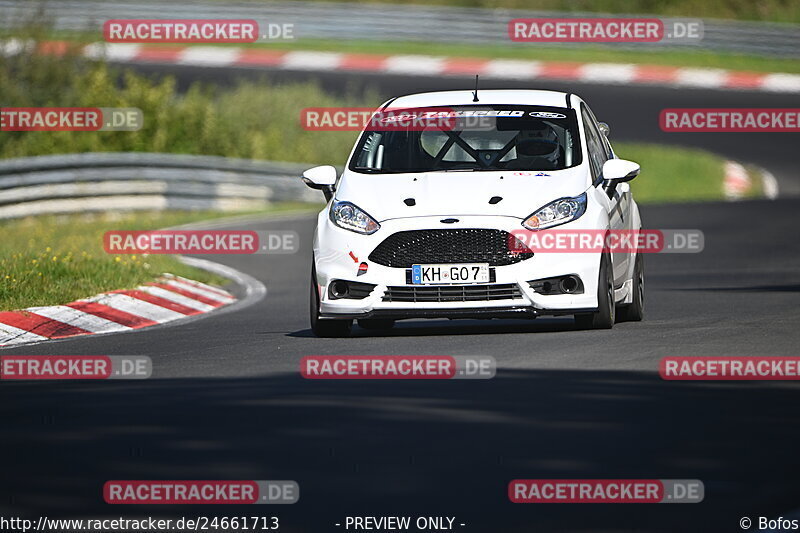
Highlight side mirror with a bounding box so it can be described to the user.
[602,159,639,186]
[302,165,337,201]
[598,122,611,137]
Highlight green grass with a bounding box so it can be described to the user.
[615,142,727,203]
[0,204,318,311]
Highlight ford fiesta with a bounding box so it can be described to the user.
[303,89,644,337]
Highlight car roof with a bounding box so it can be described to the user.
[385,89,573,110]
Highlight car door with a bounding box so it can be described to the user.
[581,104,630,287]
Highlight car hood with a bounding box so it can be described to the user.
[335,168,590,222]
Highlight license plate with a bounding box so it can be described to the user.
[411,263,490,284]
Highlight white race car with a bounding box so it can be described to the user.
[303,89,644,337]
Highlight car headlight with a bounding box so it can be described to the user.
[522,193,587,230]
[330,200,380,234]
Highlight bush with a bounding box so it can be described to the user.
[0,33,373,164]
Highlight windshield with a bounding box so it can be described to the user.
[349,105,582,174]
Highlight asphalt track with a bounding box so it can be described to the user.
[1,66,799,532]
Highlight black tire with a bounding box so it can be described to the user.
[574,252,615,330]
[617,253,644,322]
[357,318,396,331]
[310,263,352,338]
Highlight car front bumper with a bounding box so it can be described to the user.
[313,213,605,320]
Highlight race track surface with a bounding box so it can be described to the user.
[1,67,799,532]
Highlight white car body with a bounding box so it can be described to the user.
[305,89,644,336]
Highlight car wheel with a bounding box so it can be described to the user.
[617,253,644,322]
[574,252,615,330]
[310,262,352,338]
[358,319,396,331]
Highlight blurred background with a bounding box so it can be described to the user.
[1,0,798,306]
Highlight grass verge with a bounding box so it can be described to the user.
[614,142,727,204]
[0,203,319,311]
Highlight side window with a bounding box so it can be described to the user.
[584,104,613,158]
[581,104,607,183]
[354,132,383,169]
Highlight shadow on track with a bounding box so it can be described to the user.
[676,284,800,293]
[2,369,799,532]
[288,317,580,339]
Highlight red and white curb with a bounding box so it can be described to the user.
[724,160,780,200]
[0,273,235,347]
[72,42,800,93]
[4,39,799,93]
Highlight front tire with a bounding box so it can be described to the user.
[617,253,644,322]
[575,252,615,330]
[310,263,352,338]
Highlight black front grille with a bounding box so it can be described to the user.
[368,229,532,268]
[383,283,523,303]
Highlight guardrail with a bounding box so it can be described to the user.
[1,0,798,58]
[0,152,321,219]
